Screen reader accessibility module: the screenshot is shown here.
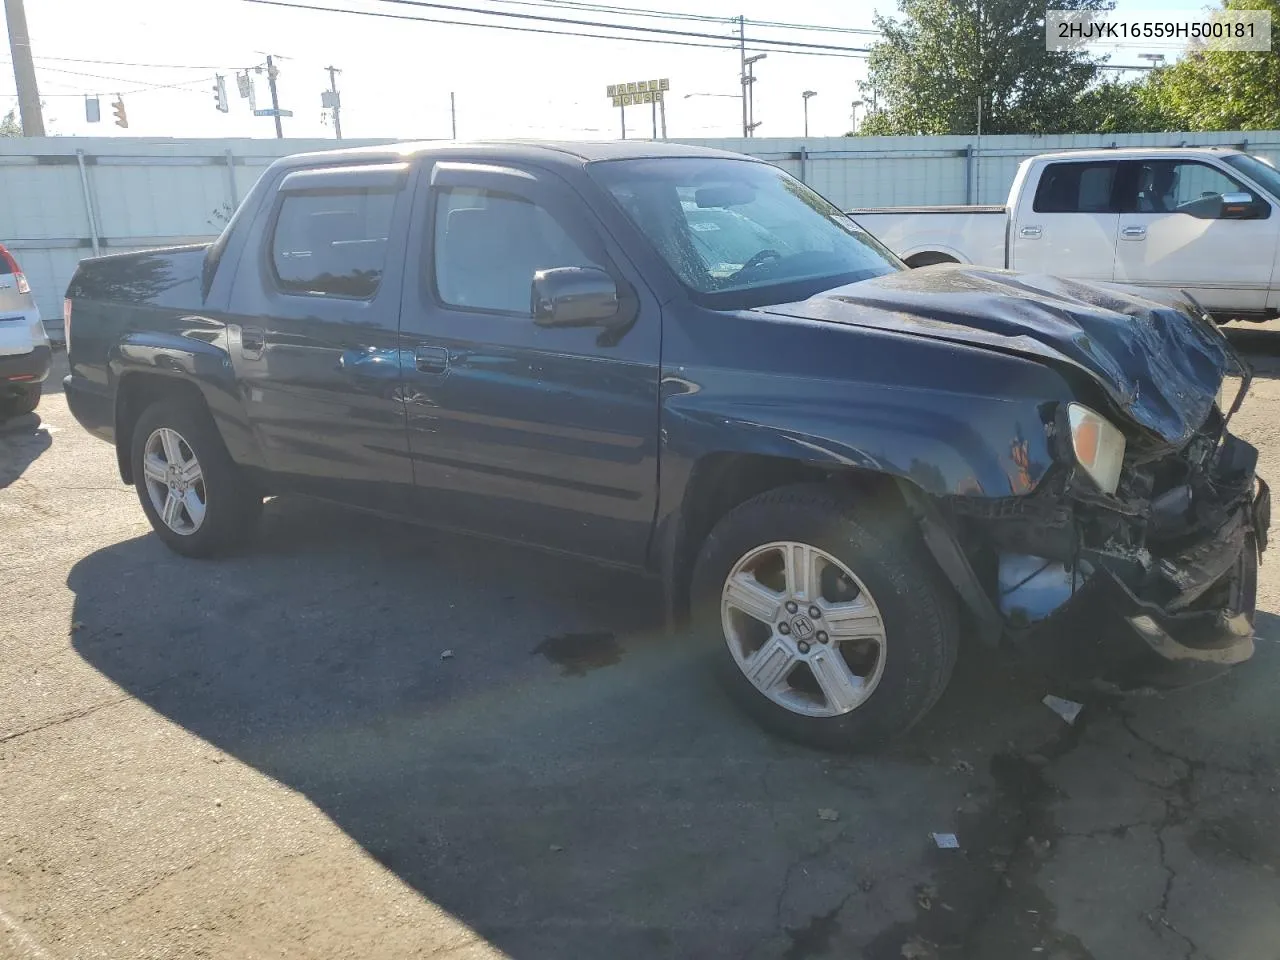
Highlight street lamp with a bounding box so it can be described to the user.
[850,98,864,135]
[743,53,767,137]
[802,90,817,138]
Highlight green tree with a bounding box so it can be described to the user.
[1074,79,1168,133]
[857,0,1115,136]
[0,108,21,137]
[1139,0,1280,131]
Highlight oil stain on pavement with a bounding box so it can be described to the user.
[533,631,623,676]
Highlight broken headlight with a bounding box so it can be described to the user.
[1067,403,1126,495]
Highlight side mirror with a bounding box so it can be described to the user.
[531,266,618,327]
[1219,192,1261,219]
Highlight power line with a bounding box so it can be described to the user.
[365,0,872,53]
[0,59,219,93]
[743,17,879,36]
[479,0,880,36]
[31,63,222,92]
[473,0,732,26]
[245,0,868,57]
[31,55,232,70]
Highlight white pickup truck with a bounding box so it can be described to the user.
[851,147,1280,321]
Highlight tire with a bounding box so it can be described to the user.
[1,384,40,420]
[690,483,959,752]
[129,398,262,558]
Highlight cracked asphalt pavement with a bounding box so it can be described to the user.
[4,337,1280,960]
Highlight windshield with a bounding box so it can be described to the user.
[1222,153,1280,200]
[590,157,901,308]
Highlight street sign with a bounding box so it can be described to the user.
[611,91,662,106]
[607,78,669,100]
[254,108,294,117]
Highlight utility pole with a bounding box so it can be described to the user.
[738,15,748,138]
[744,53,766,136]
[324,65,342,139]
[266,54,283,138]
[4,0,45,136]
[450,91,457,139]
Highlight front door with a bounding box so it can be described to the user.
[397,160,661,566]
[1113,158,1279,313]
[226,162,415,512]
[1009,159,1120,280]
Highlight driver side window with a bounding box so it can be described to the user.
[1131,161,1251,215]
[432,187,602,315]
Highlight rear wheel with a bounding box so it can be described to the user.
[691,484,959,752]
[130,399,261,557]
[0,384,40,420]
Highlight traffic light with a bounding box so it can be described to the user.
[213,75,229,113]
[111,95,127,128]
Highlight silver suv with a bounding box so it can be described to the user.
[0,243,51,420]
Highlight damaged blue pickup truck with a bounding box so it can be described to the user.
[62,141,1269,750]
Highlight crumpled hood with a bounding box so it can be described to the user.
[760,265,1232,447]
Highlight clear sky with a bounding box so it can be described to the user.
[1,0,1217,142]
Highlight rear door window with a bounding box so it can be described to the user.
[1032,162,1120,213]
[270,189,396,298]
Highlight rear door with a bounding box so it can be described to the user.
[225,162,416,512]
[1113,158,1279,313]
[1009,160,1121,280]
[396,160,661,565]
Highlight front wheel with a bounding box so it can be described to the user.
[690,484,959,752]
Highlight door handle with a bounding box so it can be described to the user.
[1120,226,1147,240]
[240,326,265,359]
[1018,225,1042,239]
[415,344,450,374]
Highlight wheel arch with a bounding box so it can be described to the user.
[109,332,262,484]
[903,249,963,268]
[114,374,213,483]
[662,453,911,624]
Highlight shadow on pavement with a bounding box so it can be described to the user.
[64,497,1071,959]
[0,412,53,489]
[1224,324,1280,380]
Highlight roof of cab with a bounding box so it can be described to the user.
[1026,146,1247,163]
[274,138,754,172]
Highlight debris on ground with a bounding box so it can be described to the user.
[1042,694,1084,724]
[951,758,974,774]
[900,936,938,959]
[930,832,959,849]
[916,884,936,910]
[1025,836,1052,858]
[549,844,563,852]
[818,808,840,822]
[440,650,455,660]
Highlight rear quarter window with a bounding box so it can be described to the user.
[270,189,396,299]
